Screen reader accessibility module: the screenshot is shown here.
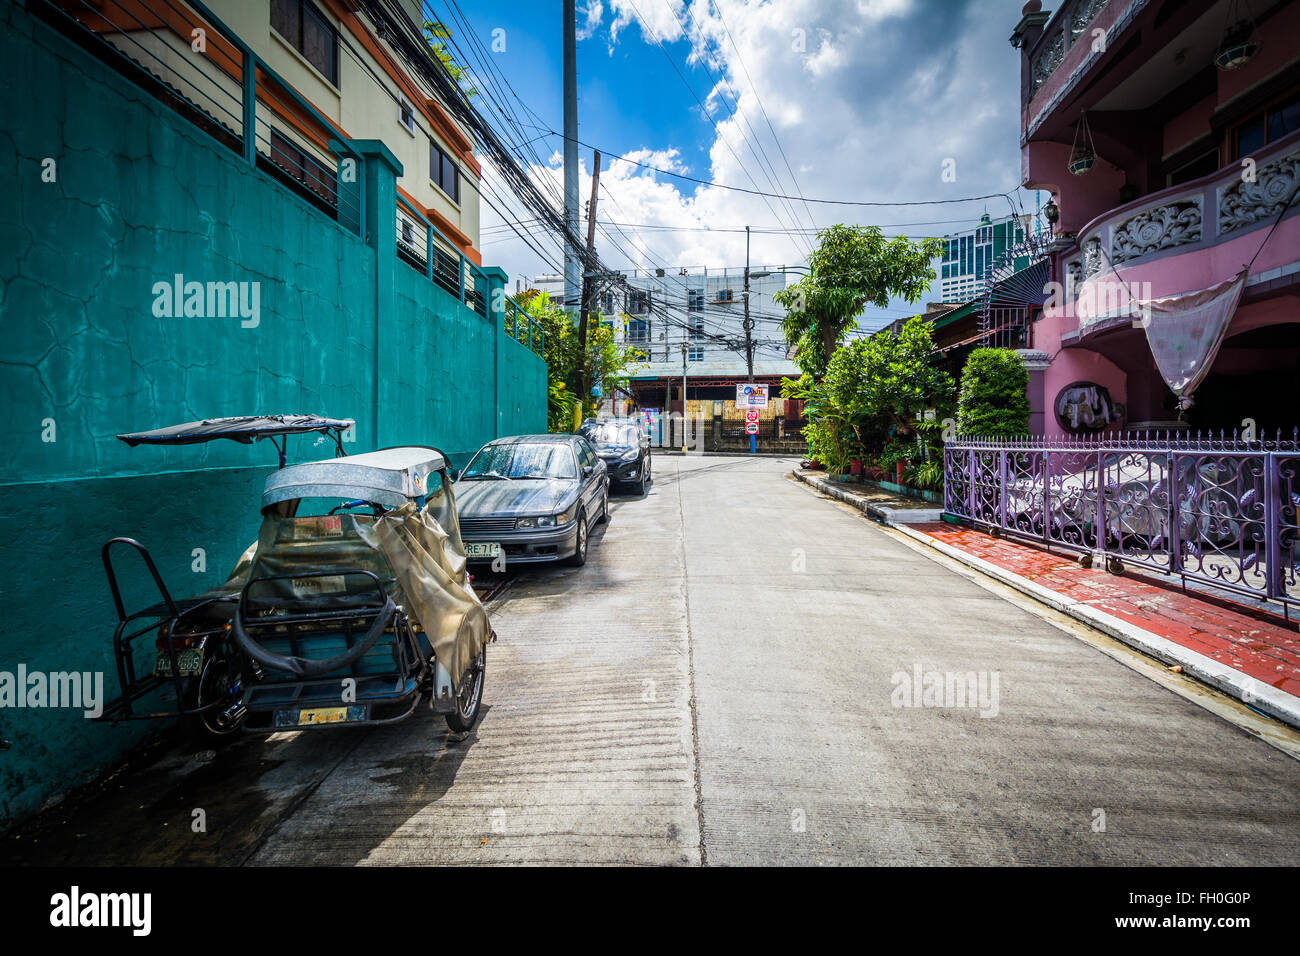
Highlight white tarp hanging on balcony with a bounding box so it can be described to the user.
[1135,270,1247,410]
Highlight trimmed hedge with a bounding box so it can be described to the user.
[957,348,1030,437]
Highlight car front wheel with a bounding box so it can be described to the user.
[565,509,589,566]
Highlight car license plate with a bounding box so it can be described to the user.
[297,706,348,725]
[154,648,203,678]
[465,542,501,559]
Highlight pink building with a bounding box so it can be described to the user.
[1010,0,1299,437]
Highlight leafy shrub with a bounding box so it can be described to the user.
[957,348,1030,437]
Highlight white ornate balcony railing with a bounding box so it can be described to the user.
[1060,131,1300,290]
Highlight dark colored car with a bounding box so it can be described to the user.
[578,419,651,493]
[454,434,609,567]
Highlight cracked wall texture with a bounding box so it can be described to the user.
[0,7,545,827]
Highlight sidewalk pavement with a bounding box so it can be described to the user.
[792,468,1300,729]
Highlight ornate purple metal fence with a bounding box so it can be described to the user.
[943,431,1300,613]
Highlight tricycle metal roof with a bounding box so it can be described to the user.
[262,446,449,510]
[117,415,354,465]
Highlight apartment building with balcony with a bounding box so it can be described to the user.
[530,266,797,420]
[1010,0,1300,436]
[47,0,482,266]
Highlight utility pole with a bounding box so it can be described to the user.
[562,0,580,316]
[681,341,688,452]
[574,149,601,431]
[744,226,754,383]
[744,225,756,454]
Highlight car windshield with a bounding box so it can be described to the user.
[580,423,639,448]
[461,442,577,480]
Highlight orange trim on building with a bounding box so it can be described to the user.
[322,0,482,177]
[396,184,479,264]
[68,0,480,261]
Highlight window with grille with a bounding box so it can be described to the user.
[688,288,704,311]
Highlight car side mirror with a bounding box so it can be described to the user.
[583,465,594,477]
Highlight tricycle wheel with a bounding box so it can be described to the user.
[445,647,485,733]
[183,655,247,746]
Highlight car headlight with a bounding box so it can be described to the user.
[621,448,639,461]
[554,508,573,525]
[536,515,555,527]
[515,517,536,529]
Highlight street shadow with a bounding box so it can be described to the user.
[3,705,487,867]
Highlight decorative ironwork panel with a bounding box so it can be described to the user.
[1175,454,1269,595]
[971,451,1002,526]
[1278,454,1300,601]
[944,446,972,519]
[1218,149,1300,235]
[1111,199,1202,263]
[1070,0,1110,39]
[942,432,1300,614]
[1044,449,1097,550]
[1082,238,1102,278]
[1005,451,1047,537]
[1101,451,1172,571]
[1032,31,1064,90]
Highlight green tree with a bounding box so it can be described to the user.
[831,315,954,441]
[517,290,644,431]
[783,315,953,472]
[773,225,944,378]
[956,348,1031,437]
[422,20,477,97]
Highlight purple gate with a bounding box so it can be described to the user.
[943,432,1300,613]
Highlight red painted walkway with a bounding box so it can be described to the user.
[913,523,1300,699]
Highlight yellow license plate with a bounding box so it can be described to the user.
[297,706,347,725]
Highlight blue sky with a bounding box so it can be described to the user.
[424,0,1041,328]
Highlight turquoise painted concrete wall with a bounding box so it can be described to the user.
[0,7,545,826]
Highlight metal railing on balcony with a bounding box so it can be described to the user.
[38,0,364,235]
[943,432,1300,615]
[504,297,544,357]
[393,196,544,357]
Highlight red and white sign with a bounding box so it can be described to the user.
[745,421,759,435]
[744,409,760,423]
[736,383,769,408]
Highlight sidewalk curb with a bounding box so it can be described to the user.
[791,468,943,524]
[791,469,1300,730]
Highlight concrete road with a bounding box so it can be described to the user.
[8,455,1300,865]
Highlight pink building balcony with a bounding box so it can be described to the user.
[1031,131,1300,435]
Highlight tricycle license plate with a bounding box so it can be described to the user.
[297,707,348,725]
[465,542,501,559]
[154,649,203,678]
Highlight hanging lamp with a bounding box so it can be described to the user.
[1215,0,1260,71]
[1068,111,1096,176]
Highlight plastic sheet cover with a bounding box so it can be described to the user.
[228,504,488,690]
[1137,271,1247,410]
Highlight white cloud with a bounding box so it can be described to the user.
[482,0,1039,327]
